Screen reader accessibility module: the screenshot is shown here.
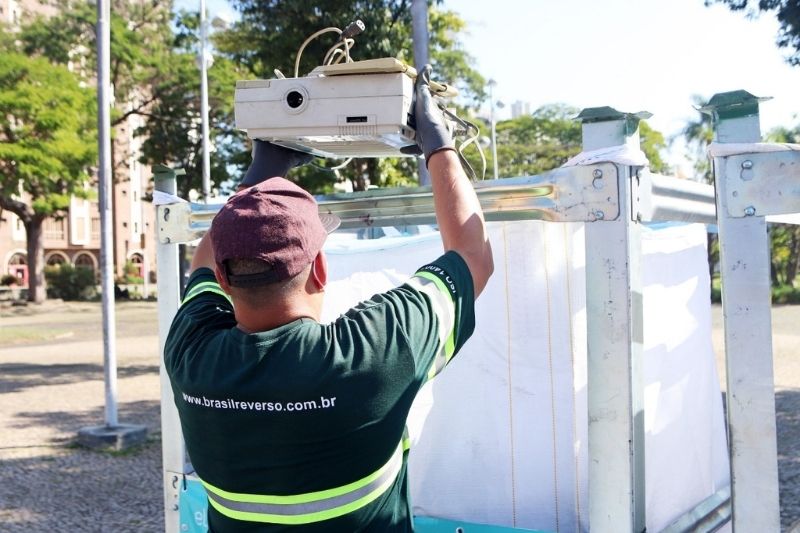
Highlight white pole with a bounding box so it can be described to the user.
[410,0,431,186]
[488,79,499,180]
[200,0,211,201]
[155,167,186,533]
[706,92,780,532]
[97,0,118,428]
[581,109,646,533]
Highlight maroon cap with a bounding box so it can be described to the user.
[210,178,340,287]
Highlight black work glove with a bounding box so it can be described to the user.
[401,65,455,163]
[239,140,314,188]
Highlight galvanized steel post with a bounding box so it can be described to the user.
[703,90,780,532]
[578,107,648,533]
[154,165,187,533]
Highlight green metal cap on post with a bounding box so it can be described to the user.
[700,90,769,144]
[575,106,652,135]
[699,90,771,122]
[575,106,652,151]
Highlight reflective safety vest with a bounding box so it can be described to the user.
[201,437,411,525]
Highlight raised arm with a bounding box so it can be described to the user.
[412,66,494,296]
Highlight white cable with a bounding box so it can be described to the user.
[294,26,342,78]
[323,38,354,66]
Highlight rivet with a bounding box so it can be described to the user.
[741,160,753,170]
[594,210,605,220]
[163,208,170,221]
[592,177,604,190]
[744,206,756,216]
[592,169,603,179]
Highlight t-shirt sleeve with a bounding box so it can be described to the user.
[164,268,235,371]
[394,250,476,383]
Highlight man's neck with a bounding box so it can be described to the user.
[234,299,322,333]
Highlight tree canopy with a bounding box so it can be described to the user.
[462,104,670,180]
[0,50,97,301]
[706,0,800,65]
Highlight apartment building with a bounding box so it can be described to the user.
[0,0,156,289]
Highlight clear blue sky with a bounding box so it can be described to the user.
[180,0,799,170]
[445,0,799,139]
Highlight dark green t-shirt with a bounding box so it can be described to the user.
[165,251,475,533]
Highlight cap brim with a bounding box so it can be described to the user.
[320,213,341,234]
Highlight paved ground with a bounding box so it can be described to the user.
[0,301,162,532]
[0,300,798,531]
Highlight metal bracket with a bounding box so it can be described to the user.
[157,164,620,244]
[722,150,800,218]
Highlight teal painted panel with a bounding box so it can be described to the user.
[414,516,551,533]
[179,478,209,533]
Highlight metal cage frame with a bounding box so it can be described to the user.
[155,90,799,533]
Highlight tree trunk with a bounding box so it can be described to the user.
[351,159,370,192]
[786,227,800,287]
[25,216,46,303]
[707,232,718,285]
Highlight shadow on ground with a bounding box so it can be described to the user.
[0,363,158,394]
[5,399,161,445]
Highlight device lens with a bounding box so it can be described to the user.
[286,91,304,109]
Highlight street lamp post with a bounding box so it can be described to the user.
[199,0,211,201]
[488,79,499,180]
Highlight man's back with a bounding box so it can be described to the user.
[166,251,475,532]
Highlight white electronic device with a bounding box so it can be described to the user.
[234,59,421,159]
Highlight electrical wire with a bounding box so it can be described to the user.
[292,20,484,182]
[440,104,487,181]
[323,38,355,66]
[311,157,353,172]
[294,27,343,78]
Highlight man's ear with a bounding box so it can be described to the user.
[310,251,327,291]
[214,265,233,295]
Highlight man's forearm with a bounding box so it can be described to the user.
[190,232,216,273]
[428,150,494,296]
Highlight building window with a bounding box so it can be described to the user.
[45,253,68,267]
[44,218,66,241]
[8,253,27,286]
[74,253,96,274]
[129,253,145,278]
[90,217,101,241]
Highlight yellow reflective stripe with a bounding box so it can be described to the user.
[408,273,457,381]
[201,442,404,524]
[182,281,231,305]
[402,426,411,452]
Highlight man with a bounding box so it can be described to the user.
[165,66,493,532]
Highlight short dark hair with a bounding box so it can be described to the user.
[226,258,310,306]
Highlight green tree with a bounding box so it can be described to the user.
[480,104,582,178]
[20,1,174,181]
[705,0,800,65]
[216,0,485,191]
[135,9,249,199]
[473,104,670,179]
[679,95,714,183]
[639,121,670,174]
[0,52,97,302]
[766,122,800,287]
